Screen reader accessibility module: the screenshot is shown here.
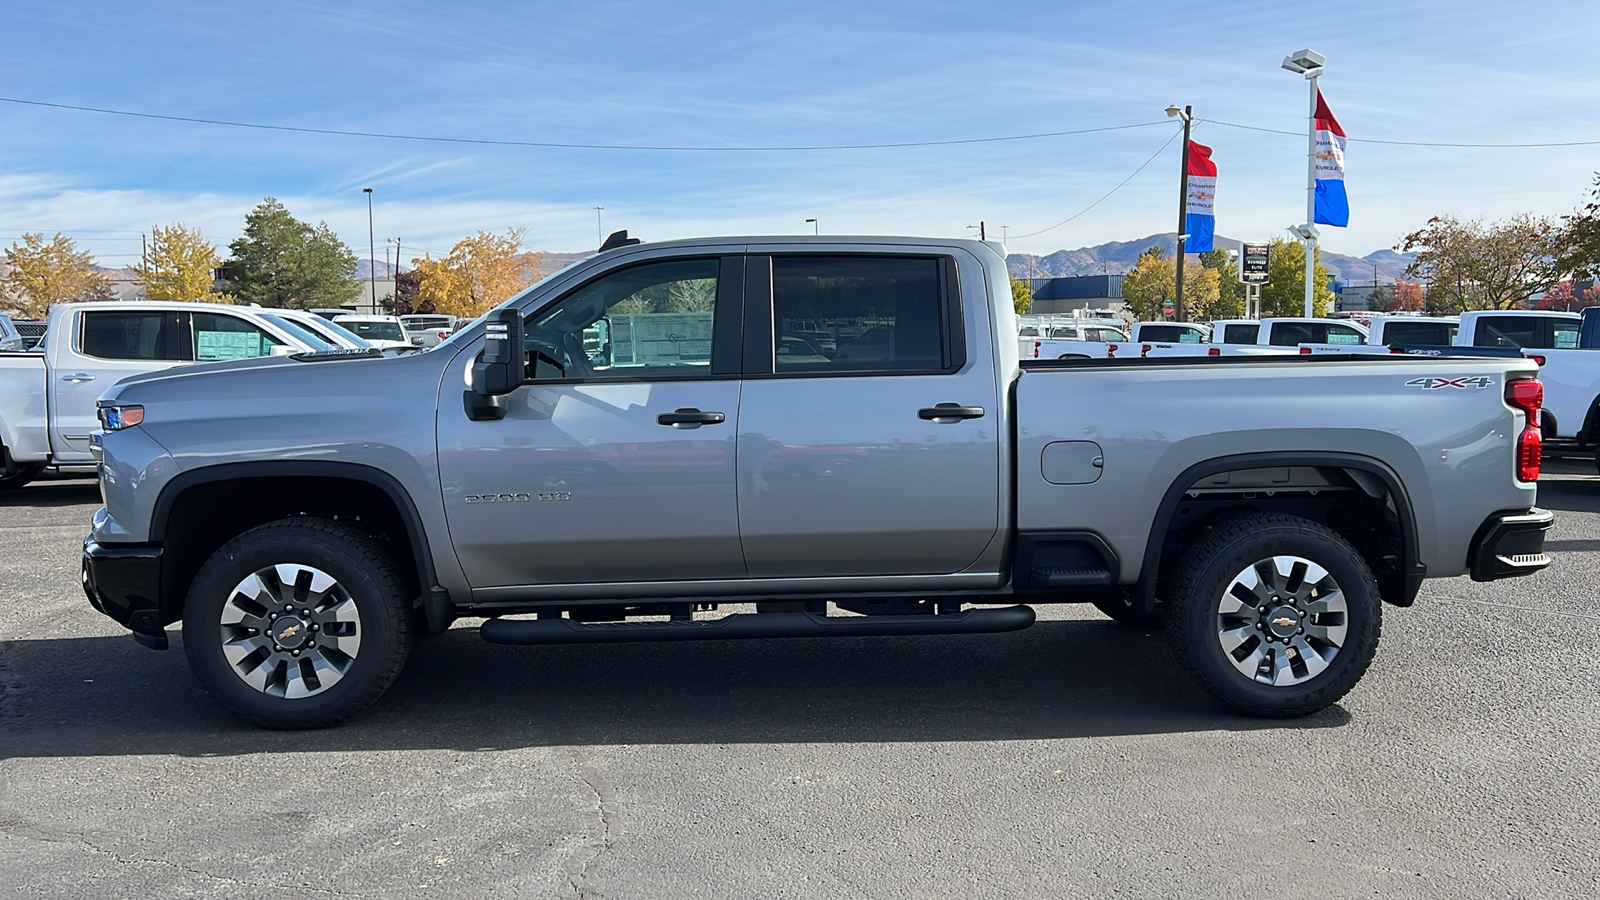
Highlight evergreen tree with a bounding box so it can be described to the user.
[221,198,361,308]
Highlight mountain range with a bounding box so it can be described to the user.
[1007,233,1415,284]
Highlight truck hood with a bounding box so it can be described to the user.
[99,347,440,407]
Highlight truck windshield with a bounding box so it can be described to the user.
[259,315,337,351]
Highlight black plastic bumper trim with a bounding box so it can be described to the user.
[1469,507,1553,582]
[82,537,167,649]
[479,605,1036,645]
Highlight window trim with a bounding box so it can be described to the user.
[745,252,966,379]
[76,309,188,362]
[513,253,744,386]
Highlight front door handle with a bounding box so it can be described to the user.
[657,408,727,428]
[918,403,985,421]
[61,373,96,384]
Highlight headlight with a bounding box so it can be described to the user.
[97,404,144,431]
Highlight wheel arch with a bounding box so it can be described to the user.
[1137,451,1423,611]
[151,461,451,632]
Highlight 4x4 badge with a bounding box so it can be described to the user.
[1405,376,1493,390]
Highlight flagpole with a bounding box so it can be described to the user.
[1167,104,1193,323]
[1304,72,1319,318]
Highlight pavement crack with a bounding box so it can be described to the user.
[563,749,617,900]
[0,817,357,897]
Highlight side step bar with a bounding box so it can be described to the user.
[478,605,1036,646]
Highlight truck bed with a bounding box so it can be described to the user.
[1014,353,1538,582]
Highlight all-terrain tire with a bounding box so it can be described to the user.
[0,460,43,491]
[182,517,412,729]
[1165,513,1381,718]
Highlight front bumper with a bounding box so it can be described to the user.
[82,536,167,649]
[1469,508,1554,582]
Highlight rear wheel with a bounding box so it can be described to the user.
[1165,513,1381,718]
[182,518,412,729]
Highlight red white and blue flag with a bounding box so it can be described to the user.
[1185,140,1216,253]
[1313,89,1348,227]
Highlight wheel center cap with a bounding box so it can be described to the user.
[1267,606,1300,639]
[273,616,310,649]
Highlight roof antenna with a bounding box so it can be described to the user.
[599,229,641,252]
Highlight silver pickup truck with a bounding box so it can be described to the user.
[82,235,1552,728]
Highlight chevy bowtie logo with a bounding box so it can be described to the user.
[1272,617,1296,628]
[279,624,302,640]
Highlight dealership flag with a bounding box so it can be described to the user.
[1313,89,1349,226]
[1185,140,1216,253]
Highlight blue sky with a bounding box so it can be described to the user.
[2,1,1598,268]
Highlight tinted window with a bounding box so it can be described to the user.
[771,256,945,372]
[1139,325,1186,342]
[1222,324,1258,344]
[80,311,183,361]
[1383,321,1456,345]
[525,257,723,378]
[1474,316,1541,349]
[1554,318,1579,349]
[192,313,285,361]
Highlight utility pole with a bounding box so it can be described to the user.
[595,206,604,245]
[1167,105,1193,322]
[363,188,376,312]
[979,221,986,241]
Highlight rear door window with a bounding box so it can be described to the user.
[79,311,186,360]
[1383,321,1455,345]
[1222,324,1258,344]
[767,256,953,373]
[1473,316,1541,348]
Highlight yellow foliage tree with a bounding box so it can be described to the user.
[413,229,546,319]
[1,233,114,318]
[1120,246,1222,321]
[133,223,229,302]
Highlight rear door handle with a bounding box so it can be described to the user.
[61,373,96,383]
[657,408,727,428]
[918,403,985,421]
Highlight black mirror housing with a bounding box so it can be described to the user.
[471,308,525,396]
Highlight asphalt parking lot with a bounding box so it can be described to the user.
[2,469,1598,899]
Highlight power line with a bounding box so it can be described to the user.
[1203,118,1600,148]
[1009,126,1185,240]
[0,96,1170,151]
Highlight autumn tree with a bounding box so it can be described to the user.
[1391,280,1424,311]
[1,232,114,317]
[413,229,546,319]
[1120,246,1224,320]
[1398,214,1560,311]
[1010,278,1033,314]
[220,198,361,308]
[1258,239,1335,318]
[1558,172,1600,281]
[133,223,228,302]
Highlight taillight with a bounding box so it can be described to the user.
[1107,343,1118,358]
[1033,340,1040,359]
[1141,343,1152,357]
[1299,346,1312,354]
[1527,354,1546,366]
[1208,347,1220,356]
[1507,377,1543,482]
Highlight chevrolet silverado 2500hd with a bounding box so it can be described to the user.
[82,235,1552,727]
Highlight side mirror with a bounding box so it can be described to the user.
[466,308,525,421]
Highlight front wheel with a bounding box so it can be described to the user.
[0,460,43,491]
[1165,513,1381,718]
[182,518,412,729]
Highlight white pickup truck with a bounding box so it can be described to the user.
[0,301,326,489]
[1026,317,1363,360]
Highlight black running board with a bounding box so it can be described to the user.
[478,605,1036,646]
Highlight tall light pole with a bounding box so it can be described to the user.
[594,206,604,245]
[1165,105,1193,322]
[362,188,376,312]
[1282,48,1326,318]
[805,218,818,235]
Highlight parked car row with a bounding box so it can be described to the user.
[0,301,448,490]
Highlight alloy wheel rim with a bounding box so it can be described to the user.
[219,563,362,699]
[1215,555,1347,687]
